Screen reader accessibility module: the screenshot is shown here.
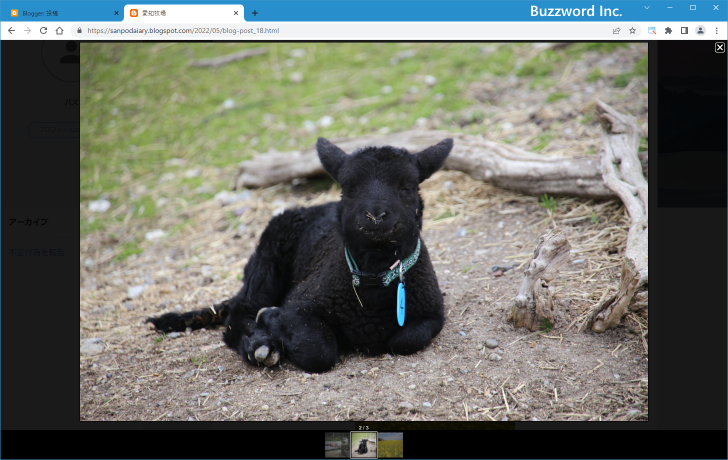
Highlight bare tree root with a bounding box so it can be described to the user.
[233,130,647,200]
[580,100,648,333]
[509,229,571,331]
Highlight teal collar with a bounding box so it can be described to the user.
[344,238,421,288]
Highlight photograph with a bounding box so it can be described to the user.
[80,42,648,421]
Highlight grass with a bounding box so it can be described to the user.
[546,91,569,103]
[191,354,208,367]
[114,240,143,262]
[462,264,476,273]
[80,42,646,241]
[539,194,557,213]
[81,43,537,237]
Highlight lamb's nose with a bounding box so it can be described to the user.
[365,211,386,223]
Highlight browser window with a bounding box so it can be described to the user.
[1,0,726,453]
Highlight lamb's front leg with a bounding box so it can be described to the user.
[386,312,444,355]
[254,304,340,373]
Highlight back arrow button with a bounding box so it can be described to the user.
[8,27,14,34]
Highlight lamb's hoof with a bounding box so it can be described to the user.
[256,306,279,323]
[253,345,280,366]
[254,345,270,362]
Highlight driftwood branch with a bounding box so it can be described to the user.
[580,99,648,333]
[233,130,647,200]
[189,47,268,68]
[509,229,571,331]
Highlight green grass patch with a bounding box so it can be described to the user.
[114,240,143,262]
[462,264,476,273]
[587,68,603,82]
[546,91,569,103]
[613,73,632,88]
[633,54,648,76]
[539,194,556,213]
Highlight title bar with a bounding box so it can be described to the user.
[3,1,728,21]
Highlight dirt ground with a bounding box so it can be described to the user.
[80,169,648,422]
[80,43,648,421]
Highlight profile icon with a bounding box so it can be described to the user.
[60,41,80,64]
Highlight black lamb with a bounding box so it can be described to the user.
[147,137,454,373]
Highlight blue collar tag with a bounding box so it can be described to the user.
[397,281,405,326]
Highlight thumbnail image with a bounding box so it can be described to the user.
[378,432,403,458]
[325,432,350,458]
[351,432,377,458]
[81,43,647,422]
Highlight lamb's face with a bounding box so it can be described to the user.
[337,148,421,243]
[317,138,454,246]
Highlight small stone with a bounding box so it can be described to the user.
[531,417,539,421]
[322,401,327,405]
[184,169,201,178]
[221,99,235,109]
[446,377,454,383]
[90,305,115,316]
[613,374,621,380]
[493,270,503,278]
[633,357,642,364]
[158,172,176,183]
[408,384,416,389]
[289,72,303,83]
[218,366,225,372]
[459,331,467,337]
[166,158,185,167]
[572,259,586,265]
[195,185,213,195]
[381,85,393,94]
[80,338,104,356]
[398,401,414,410]
[201,265,213,277]
[157,302,168,310]
[456,228,467,237]
[89,199,111,213]
[292,415,299,421]
[433,92,444,101]
[424,75,437,86]
[261,404,269,411]
[627,409,642,416]
[188,417,195,421]
[459,368,468,374]
[489,353,502,361]
[167,332,181,339]
[289,48,307,58]
[123,301,136,311]
[127,285,145,299]
[423,402,432,407]
[303,373,312,379]
[145,229,165,241]
[84,258,94,268]
[200,392,210,397]
[485,339,498,349]
[409,85,420,94]
[501,416,509,421]
[544,379,550,386]
[174,304,182,312]
[317,116,334,128]
[233,207,249,217]
[497,221,505,229]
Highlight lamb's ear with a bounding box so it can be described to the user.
[317,137,348,183]
[414,138,453,183]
